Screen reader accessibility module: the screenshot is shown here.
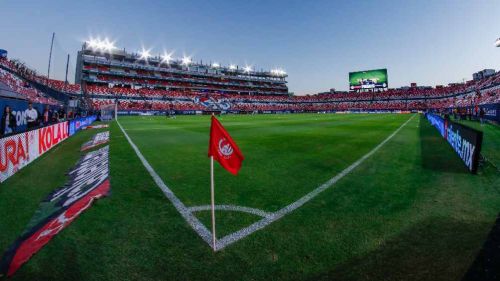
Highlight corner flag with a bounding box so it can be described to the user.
[207,115,244,250]
[208,116,244,175]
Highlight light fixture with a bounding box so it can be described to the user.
[181,56,192,65]
[102,39,116,51]
[271,68,286,76]
[161,51,173,63]
[86,37,116,52]
[87,39,99,49]
[139,48,152,60]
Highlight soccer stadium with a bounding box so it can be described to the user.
[0,1,499,281]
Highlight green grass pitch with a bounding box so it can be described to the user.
[0,113,499,281]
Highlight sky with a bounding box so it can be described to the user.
[0,0,499,95]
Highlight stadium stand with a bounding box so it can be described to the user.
[1,52,499,115]
[0,58,81,95]
[0,68,58,105]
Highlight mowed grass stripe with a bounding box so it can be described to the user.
[118,114,409,210]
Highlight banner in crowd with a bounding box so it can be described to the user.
[68,115,97,136]
[0,146,110,277]
[81,131,109,151]
[425,113,483,173]
[0,122,68,183]
[480,103,500,122]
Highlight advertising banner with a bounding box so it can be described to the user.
[0,98,58,133]
[425,113,483,173]
[480,103,500,122]
[81,131,109,151]
[84,124,109,130]
[68,115,97,136]
[0,121,68,183]
[0,130,38,182]
[37,122,69,156]
[0,146,110,277]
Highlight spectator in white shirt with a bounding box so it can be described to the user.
[25,102,38,129]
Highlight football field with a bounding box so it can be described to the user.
[1,113,499,281]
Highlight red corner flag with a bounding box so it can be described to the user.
[208,116,244,175]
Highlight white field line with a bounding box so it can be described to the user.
[188,205,273,218]
[118,114,416,251]
[215,114,416,250]
[117,121,213,245]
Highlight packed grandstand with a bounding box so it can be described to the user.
[0,46,499,117]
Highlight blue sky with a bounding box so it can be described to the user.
[0,0,499,94]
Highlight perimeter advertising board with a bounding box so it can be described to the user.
[425,113,483,173]
[0,99,55,133]
[0,122,68,182]
[69,115,97,136]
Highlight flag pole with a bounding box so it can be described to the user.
[210,155,216,251]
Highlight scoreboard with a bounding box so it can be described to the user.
[349,69,388,90]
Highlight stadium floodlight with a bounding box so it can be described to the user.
[181,55,192,66]
[212,62,220,68]
[87,38,106,51]
[86,38,116,52]
[244,65,252,73]
[139,48,152,60]
[229,64,237,70]
[87,38,100,49]
[496,38,500,47]
[271,68,286,76]
[102,38,116,52]
[161,51,173,64]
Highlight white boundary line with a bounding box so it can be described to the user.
[215,114,416,250]
[188,204,273,218]
[117,121,213,245]
[117,114,416,251]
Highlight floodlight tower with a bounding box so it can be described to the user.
[47,32,55,79]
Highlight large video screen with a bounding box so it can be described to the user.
[349,69,388,90]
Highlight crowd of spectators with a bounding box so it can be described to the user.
[2,56,499,114]
[84,70,500,113]
[0,57,81,94]
[92,74,288,94]
[91,98,205,111]
[88,76,499,112]
[0,68,59,105]
[90,87,498,113]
